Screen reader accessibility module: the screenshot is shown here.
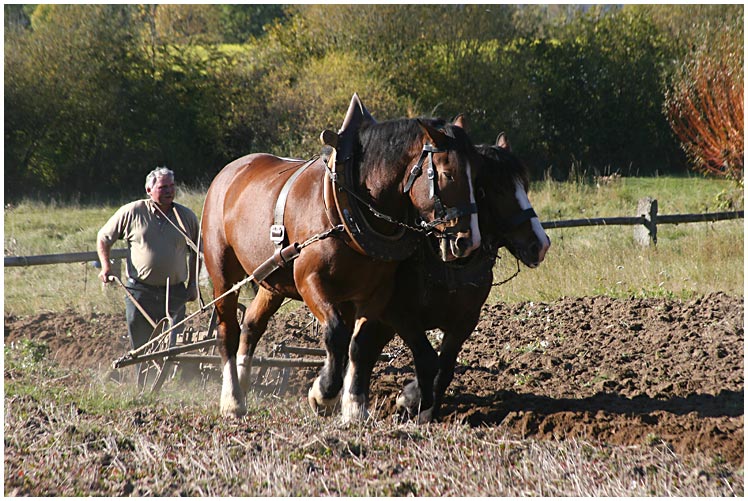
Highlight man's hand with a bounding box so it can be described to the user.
[98,269,112,284]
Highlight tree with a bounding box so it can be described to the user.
[665,27,743,178]
[523,6,683,178]
[5,5,148,196]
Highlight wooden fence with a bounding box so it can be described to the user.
[4,199,744,267]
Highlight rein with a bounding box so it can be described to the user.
[325,162,425,234]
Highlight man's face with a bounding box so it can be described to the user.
[147,175,176,207]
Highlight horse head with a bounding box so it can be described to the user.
[475,134,550,268]
[323,94,480,263]
[402,115,481,261]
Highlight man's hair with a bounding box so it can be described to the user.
[145,166,175,191]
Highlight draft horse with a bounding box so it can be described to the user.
[341,134,551,423]
[201,95,482,417]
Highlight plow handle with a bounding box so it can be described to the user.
[108,276,158,328]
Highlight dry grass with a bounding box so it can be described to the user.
[4,356,743,496]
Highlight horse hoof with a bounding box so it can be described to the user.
[395,392,419,418]
[341,393,369,424]
[417,408,434,424]
[219,398,247,418]
[308,379,339,417]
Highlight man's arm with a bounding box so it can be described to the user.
[96,237,114,284]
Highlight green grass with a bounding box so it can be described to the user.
[490,175,744,303]
[3,177,744,316]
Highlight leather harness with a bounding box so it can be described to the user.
[270,158,317,249]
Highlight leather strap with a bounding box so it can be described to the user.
[271,158,315,248]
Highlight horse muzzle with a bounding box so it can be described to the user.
[515,234,551,268]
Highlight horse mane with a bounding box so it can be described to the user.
[475,143,530,192]
[355,117,470,182]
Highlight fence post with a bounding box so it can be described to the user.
[634,197,658,246]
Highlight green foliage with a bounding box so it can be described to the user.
[5,339,51,370]
[523,7,683,178]
[219,5,286,43]
[4,5,743,199]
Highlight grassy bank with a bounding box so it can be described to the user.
[3,176,743,316]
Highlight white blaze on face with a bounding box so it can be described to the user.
[465,160,481,252]
[514,179,550,262]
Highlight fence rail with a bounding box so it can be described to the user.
[4,248,128,267]
[4,203,744,267]
[541,210,744,229]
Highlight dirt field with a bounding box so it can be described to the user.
[4,292,744,466]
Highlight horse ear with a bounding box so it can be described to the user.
[320,129,338,148]
[496,132,511,151]
[336,93,372,161]
[417,119,451,148]
[452,114,467,131]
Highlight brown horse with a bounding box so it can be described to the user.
[201,95,482,417]
[340,134,550,423]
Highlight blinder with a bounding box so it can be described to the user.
[503,207,537,231]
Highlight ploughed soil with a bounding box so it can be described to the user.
[4,292,744,465]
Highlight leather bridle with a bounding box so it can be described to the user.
[402,142,478,235]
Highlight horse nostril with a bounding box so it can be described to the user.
[455,236,471,252]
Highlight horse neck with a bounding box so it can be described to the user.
[356,157,411,235]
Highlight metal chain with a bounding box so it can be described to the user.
[492,254,521,287]
[325,163,461,236]
[299,224,346,249]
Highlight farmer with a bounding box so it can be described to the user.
[96,166,199,388]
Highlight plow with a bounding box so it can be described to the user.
[110,273,394,396]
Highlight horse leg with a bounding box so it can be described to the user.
[430,327,473,421]
[394,324,439,424]
[304,292,353,416]
[203,240,248,418]
[236,287,285,394]
[341,318,396,424]
[213,290,245,418]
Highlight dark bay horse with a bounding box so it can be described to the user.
[201,95,482,417]
[340,134,551,423]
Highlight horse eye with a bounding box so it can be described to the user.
[442,172,455,182]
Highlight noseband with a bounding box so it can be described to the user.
[402,142,478,233]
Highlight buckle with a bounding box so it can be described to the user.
[270,224,286,244]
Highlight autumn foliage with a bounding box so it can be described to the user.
[666,33,744,179]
